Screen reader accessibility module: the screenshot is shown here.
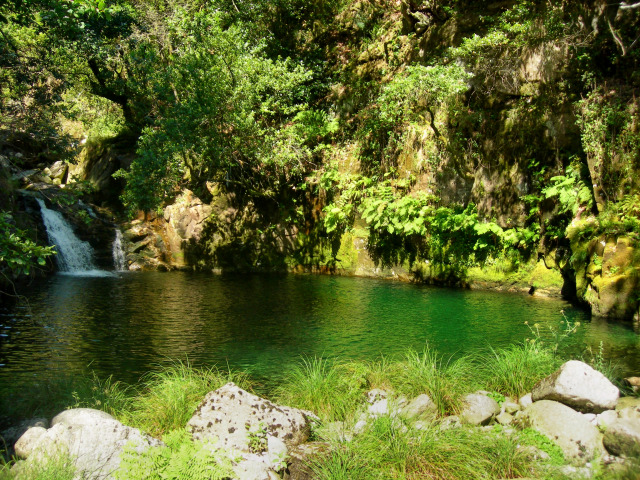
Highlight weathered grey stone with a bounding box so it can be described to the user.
[187,382,310,453]
[267,435,288,470]
[496,412,514,425]
[502,401,520,415]
[532,360,619,413]
[603,418,640,458]
[368,399,389,417]
[439,416,461,430]
[596,410,619,429]
[459,393,500,425]
[14,427,47,459]
[519,393,533,409]
[1,418,48,453]
[520,400,604,464]
[15,408,161,479]
[51,408,114,427]
[400,394,437,421]
[366,389,388,403]
[234,458,273,480]
[616,396,640,411]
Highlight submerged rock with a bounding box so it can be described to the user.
[532,360,619,413]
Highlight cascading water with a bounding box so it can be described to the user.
[112,229,127,271]
[36,198,108,276]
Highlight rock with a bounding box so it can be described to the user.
[368,399,389,417]
[15,408,161,479]
[400,394,437,421]
[519,393,533,409]
[596,410,618,429]
[163,190,212,267]
[502,401,520,415]
[625,377,640,393]
[459,393,500,425]
[603,418,640,457]
[51,408,114,427]
[439,416,461,430]
[14,427,47,459]
[187,383,310,453]
[267,435,288,470]
[234,457,274,480]
[284,442,330,480]
[532,360,619,413]
[496,412,514,425]
[616,397,640,420]
[366,389,388,403]
[1,418,48,453]
[520,400,604,464]
[47,161,68,183]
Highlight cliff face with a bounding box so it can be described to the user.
[71,0,639,319]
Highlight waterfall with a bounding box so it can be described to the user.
[112,229,127,271]
[36,198,109,276]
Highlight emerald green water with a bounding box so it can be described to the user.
[1,272,639,390]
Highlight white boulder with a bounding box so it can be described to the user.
[187,382,310,453]
[520,400,604,464]
[532,360,619,413]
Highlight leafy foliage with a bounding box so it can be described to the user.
[0,212,55,280]
[116,429,234,480]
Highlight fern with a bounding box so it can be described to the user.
[115,429,234,480]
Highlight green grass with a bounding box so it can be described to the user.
[476,343,561,398]
[387,347,475,416]
[0,451,75,480]
[274,357,368,422]
[311,416,536,480]
[122,361,252,438]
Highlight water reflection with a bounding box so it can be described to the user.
[1,272,638,393]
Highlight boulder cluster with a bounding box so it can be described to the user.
[5,361,640,479]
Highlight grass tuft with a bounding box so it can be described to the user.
[477,343,560,398]
[123,360,251,437]
[388,346,474,416]
[274,357,367,422]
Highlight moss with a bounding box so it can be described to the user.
[334,232,360,271]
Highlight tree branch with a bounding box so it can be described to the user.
[619,2,640,10]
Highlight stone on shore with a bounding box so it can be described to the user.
[400,394,437,421]
[459,392,500,425]
[603,418,640,458]
[532,360,619,413]
[520,400,604,464]
[14,408,162,479]
[187,382,310,453]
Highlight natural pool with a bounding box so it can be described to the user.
[1,272,638,393]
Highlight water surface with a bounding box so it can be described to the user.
[1,272,638,391]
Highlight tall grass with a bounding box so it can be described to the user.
[0,452,75,480]
[0,373,131,426]
[476,343,561,398]
[274,357,368,422]
[123,361,251,438]
[388,347,475,416]
[312,416,536,480]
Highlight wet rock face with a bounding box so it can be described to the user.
[532,360,619,413]
[187,382,311,453]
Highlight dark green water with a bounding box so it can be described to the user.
[1,272,639,390]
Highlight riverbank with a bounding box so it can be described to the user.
[2,339,639,479]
